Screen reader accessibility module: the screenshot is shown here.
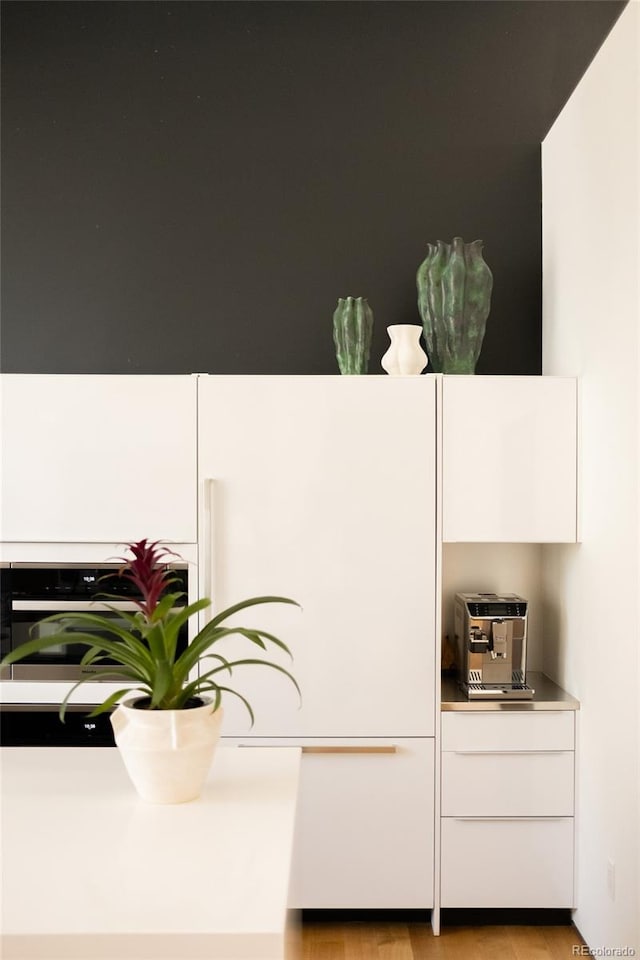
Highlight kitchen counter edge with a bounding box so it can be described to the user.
[441,672,580,711]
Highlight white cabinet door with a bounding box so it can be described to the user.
[442,376,577,542]
[0,375,197,543]
[227,737,434,909]
[198,376,437,738]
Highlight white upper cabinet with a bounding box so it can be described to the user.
[198,375,437,738]
[0,375,197,543]
[442,376,578,542]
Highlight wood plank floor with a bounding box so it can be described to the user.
[301,916,587,959]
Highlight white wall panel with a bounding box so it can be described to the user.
[542,3,639,949]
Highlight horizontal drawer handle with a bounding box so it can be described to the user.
[235,744,397,754]
[12,600,144,612]
[449,750,571,756]
[449,817,571,823]
[238,743,398,754]
[302,746,397,755]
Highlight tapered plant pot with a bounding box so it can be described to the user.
[110,698,223,804]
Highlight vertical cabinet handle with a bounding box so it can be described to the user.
[203,477,217,625]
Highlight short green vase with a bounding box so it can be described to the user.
[332,297,374,375]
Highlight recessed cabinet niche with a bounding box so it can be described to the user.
[0,375,198,543]
[442,376,578,543]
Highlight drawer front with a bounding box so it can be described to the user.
[441,817,574,908]
[289,738,434,909]
[441,710,574,752]
[441,750,575,816]
[225,737,435,909]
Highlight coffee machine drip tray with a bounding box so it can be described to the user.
[463,683,535,700]
[463,671,535,700]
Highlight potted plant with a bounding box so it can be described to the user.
[1,539,300,803]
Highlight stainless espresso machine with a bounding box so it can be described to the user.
[454,592,534,699]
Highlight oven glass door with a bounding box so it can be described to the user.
[0,566,10,679]
[9,601,187,681]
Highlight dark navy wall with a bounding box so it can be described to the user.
[0,1,625,375]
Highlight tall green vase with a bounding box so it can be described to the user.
[416,238,493,374]
[332,297,374,375]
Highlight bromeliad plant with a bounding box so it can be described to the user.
[1,539,300,723]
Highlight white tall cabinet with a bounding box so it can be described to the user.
[197,375,437,908]
[197,375,437,739]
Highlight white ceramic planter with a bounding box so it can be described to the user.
[381,324,428,375]
[110,698,224,804]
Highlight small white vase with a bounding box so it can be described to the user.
[110,698,224,804]
[381,325,428,376]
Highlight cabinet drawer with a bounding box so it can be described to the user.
[225,737,435,909]
[441,817,574,907]
[441,750,574,816]
[291,738,434,909]
[441,711,574,752]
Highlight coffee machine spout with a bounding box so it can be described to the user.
[492,621,508,659]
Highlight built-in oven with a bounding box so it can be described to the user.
[0,562,189,682]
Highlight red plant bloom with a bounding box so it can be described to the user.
[116,539,180,617]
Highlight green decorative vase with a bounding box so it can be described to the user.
[416,238,493,374]
[332,297,374,375]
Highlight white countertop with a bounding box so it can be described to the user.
[0,745,301,960]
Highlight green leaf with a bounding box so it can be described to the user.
[145,621,168,662]
[169,684,223,712]
[247,629,294,660]
[208,596,300,629]
[150,659,173,707]
[205,657,302,703]
[198,683,255,727]
[164,598,211,633]
[149,592,186,623]
[177,618,298,680]
[58,675,146,722]
[199,653,233,674]
[86,688,140,717]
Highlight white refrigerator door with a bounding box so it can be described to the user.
[197,375,436,737]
